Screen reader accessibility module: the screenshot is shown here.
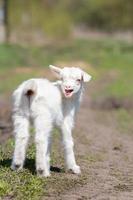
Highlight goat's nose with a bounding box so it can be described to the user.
[65,85,71,89]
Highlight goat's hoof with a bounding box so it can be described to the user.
[11,163,23,171]
[37,169,50,177]
[69,165,81,174]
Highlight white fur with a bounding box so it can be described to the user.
[11,65,91,177]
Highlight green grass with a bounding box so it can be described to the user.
[0,38,133,98]
[0,138,41,199]
[1,39,133,69]
[0,134,87,200]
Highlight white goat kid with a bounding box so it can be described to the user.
[11,65,91,177]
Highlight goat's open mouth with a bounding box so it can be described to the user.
[64,89,74,97]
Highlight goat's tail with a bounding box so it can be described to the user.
[23,80,37,97]
[21,80,37,109]
[12,79,38,114]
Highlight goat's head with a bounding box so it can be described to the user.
[49,65,92,98]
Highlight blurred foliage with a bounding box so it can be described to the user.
[68,0,133,31]
[8,0,71,38]
[5,0,133,39]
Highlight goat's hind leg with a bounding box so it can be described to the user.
[11,115,29,171]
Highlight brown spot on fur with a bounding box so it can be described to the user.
[25,89,34,96]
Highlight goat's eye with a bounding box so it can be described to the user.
[77,79,81,82]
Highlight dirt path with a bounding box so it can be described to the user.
[56,84,133,200]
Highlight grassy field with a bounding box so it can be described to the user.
[0,38,133,98]
[0,38,133,199]
[0,135,88,199]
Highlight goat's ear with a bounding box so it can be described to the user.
[82,71,92,82]
[49,65,62,78]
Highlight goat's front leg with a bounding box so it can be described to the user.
[34,115,52,177]
[61,119,81,174]
[11,115,29,171]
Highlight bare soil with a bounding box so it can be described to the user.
[91,96,133,110]
[52,83,133,200]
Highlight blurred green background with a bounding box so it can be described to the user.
[1,0,133,40]
[6,0,133,38]
[0,0,132,111]
[0,0,132,100]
